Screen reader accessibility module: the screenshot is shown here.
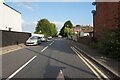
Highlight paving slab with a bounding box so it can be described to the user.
[2,44,25,54]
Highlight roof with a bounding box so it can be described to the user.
[3,3,21,14]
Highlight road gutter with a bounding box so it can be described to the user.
[73,45,120,78]
[71,47,109,80]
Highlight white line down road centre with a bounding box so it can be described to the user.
[6,55,37,80]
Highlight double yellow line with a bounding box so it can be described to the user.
[71,46,109,80]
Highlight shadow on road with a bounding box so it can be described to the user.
[25,48,95,77]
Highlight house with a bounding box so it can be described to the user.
[72,25,93,37]
[92,2,120,40]
[72,26,82,34]
[0,1,31,47]
[0,1,22,32]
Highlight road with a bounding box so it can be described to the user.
[2,38,101,79]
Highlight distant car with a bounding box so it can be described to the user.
[47,36,53,41]
[40,37,46,42]
[26,36,41,46]
[58,35,62,38]
[48,36,52,39]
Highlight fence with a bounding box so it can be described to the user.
[0,30,31,47]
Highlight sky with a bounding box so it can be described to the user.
[5,2,95,33]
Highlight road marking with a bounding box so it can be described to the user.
[71,47,110,80]
[74,45,120,78]
[41,46,48,52]
[71,47,102,79]
[6,55,37,80]
[73,46,110,79]
[41,41,54,52]
[79,52,109,79]
[49,41,54,46]
[57,70,64,80]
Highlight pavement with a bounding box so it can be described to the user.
[2,44,25,54]
[68,40,120,78]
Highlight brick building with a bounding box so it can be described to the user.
[93,2,120,41]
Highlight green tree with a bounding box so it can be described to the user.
[76,25,81,27]
[50,23,58,37]
[59,20,73,37]
[64,20,73,28]
[64,27,73,37]
[34,19,57,37]
[59,27,64,37]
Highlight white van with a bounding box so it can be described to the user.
[32,34,46,42]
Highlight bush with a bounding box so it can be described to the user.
[89,42,99,49]
[102,39,120,58]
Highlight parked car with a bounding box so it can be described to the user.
[47,36,53,41]
[48,36,52,39]
[40,37,46,42]
[26,36,41,46]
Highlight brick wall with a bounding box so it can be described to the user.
[0,30,31,47]
[78,37,93,45]
[94,2,120,41]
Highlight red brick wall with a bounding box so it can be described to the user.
[78,37,93,45]
[94,2,120,40]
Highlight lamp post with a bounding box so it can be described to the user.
[91,2,96,38]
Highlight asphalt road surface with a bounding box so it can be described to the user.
[2,38,100,79]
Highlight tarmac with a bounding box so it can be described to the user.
[1,40,120,78]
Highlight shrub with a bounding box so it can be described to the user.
[89,42,99,49]
[102,39,120,58]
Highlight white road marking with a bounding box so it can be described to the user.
[74,47,109,80]
[71,47,102,79]
[41,46,48,52]
[71,46,110,80]
[41,41,54,52]
[6,55,37,80]
[49,41,54,46]
[73,46,110,79]
[57,69,64,80]
[74,45,120,78]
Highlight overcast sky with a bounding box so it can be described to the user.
[6,2,95,33]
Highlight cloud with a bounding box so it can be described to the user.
[25,5,33,10]
[14,2,33,11]
[22,19,37,33]
[22,20,63,33]
[52,21,77,31]
[21,18,25,24]
[52,21,64,31]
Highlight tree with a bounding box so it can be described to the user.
[76,25,81,27]
[64,20,73,28]
[59,27,64,37]
[34,19,57,37]
[50,23,58,37]
[64,27,73,37]
[59,20,73,37]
